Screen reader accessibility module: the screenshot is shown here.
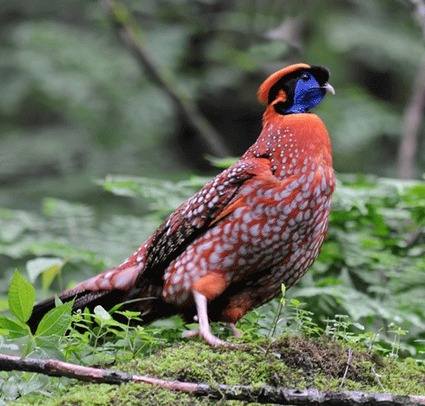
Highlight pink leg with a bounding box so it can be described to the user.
[193,291,228,347]
[182,291,238,347]
[182,292,240,347]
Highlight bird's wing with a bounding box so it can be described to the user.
[51,157,274,298]
[139,157,273,283]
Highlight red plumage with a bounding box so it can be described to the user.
[29,63,335,346]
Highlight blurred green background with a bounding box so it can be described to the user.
[1,0,424,211]
[0,0,424,357]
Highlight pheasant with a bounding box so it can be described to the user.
[29,63,335,346]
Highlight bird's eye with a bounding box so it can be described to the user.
[301,73,310,81]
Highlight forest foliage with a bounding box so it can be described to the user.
[1,0,425,210]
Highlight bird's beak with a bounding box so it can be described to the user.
[322,82,335,95]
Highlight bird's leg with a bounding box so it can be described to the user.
[193,291,227,347]
[186,290,232,347]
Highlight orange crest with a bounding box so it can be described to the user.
[257,63,311,104]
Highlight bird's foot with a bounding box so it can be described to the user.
[200,328,234,347]
[182,327,237,348]
[183,322,240,339]
[182,328,199,339]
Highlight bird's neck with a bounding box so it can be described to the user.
[244,111,333,179]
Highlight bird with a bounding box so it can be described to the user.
[29,63,336,347]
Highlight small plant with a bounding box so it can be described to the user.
[324,314,366,343]
[414,339,425,365]
[0,272,72,358]
[388,322,408,359]
[0,272,188,403]
[288,298,322,337]
[268,284,287,339]
[63,305,175,365]
[0,272,73,403]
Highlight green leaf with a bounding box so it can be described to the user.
[35,301,73,337]
[99,175,194,213]
[0,315,29,338]
[94,305,112,321]
[54,295,63,307]
[8,272,35,323]
[0,298,8,312]
[26,257,65,290]
[206,155,238,169]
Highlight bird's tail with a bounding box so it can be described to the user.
[28,287,127,333]
[28,264,174,333]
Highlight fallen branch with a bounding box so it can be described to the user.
[1,353,424,405]
[100,0,230,158]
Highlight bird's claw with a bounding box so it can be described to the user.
[182,322,241,348]
[182,329,199,338]
[200,329,236,348]
[182,328,238,348]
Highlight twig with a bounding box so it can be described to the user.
[1,353,425,405]
[405,228,423,248]
[371,365,386,392]
[409,0,425,37]
[339,348,353,389]
[397,0,425,178]
[397,57,425,179]
[100,0,230,158]
[264,300,284,356]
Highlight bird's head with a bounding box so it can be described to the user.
[258,63,334,115]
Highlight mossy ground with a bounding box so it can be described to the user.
[15,335,425,405]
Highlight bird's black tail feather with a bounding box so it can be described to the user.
[28,288,126,333]
[28,282,178,333]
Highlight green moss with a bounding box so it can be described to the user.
[16,383,209,406]
[121,340,304,388]
[312,358,425,396]
[15,335,425,405]
[379,358,425,395]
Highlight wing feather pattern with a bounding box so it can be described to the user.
[139,158,272,284]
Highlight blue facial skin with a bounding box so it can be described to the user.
[285,73,326,114]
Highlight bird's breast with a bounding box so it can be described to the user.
[244,162,334,229]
